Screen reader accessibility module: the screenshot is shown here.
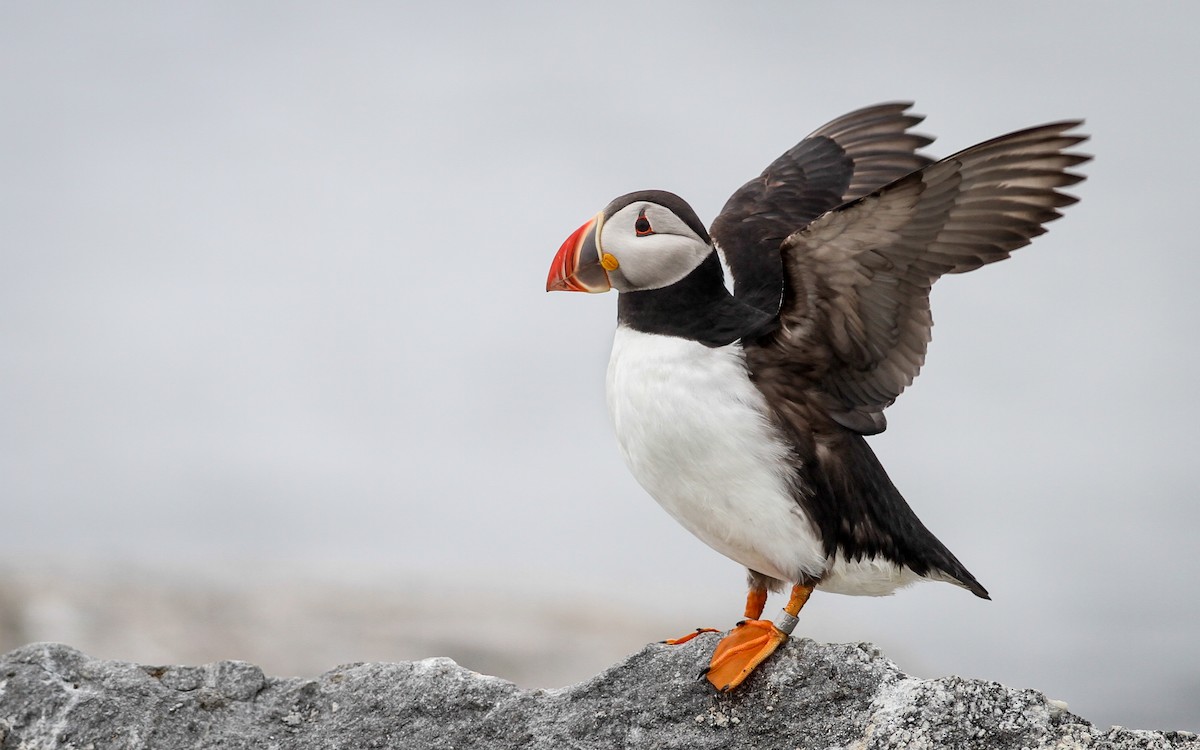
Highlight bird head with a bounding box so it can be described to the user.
[546,190,712,294]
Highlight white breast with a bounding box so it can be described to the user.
[605,326,828,583]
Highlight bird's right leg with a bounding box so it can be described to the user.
[742,586,768,620]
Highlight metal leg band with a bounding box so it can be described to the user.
[774,609,799,635]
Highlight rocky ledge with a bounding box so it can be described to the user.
[0,638,1194,750]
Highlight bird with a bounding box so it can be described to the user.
[545,102,1089,692]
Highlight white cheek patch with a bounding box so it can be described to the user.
[612,234,712,292]
[602,202,713,292]
[620,235,707,290]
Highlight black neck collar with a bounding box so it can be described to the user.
[616,252,777,347]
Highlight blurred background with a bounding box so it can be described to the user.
[2,0,1197,732]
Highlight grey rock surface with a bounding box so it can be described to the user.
[0,639,1195,750]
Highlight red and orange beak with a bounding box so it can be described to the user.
[546,212,612,293]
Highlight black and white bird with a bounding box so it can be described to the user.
[546,103,1089,691]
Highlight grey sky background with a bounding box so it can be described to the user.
[2,1,1197,731]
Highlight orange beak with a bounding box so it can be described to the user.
[546,212,612,293]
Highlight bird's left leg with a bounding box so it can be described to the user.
[705,583,814,692]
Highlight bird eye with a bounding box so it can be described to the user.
[635,212,654,236]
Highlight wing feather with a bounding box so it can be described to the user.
[711,102,936,317]
[748,121,1090,434]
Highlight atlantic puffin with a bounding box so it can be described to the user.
[545,102,1089,691]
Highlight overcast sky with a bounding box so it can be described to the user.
[2,1,1197,731]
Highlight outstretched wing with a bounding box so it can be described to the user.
[748,121,1090,435]
[710,102,935,318]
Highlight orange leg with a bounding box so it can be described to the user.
[705,583,814,692]
[744,587,768,620]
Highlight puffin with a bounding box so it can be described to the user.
[545,102,1089,692]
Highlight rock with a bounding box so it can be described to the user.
[0,638,1194,749]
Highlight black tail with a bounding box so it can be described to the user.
[810,432,989,599]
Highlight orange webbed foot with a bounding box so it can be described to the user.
[703,619,788,692]
[661,627,720,645]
